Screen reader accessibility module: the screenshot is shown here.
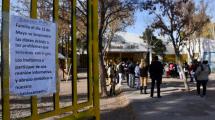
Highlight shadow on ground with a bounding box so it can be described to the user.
[101,78,215,120]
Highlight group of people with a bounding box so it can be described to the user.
[106,56,163,98]
[106,59,137,96]
[106,56,211,98]
[164,63,179,78]
[164,60,204,83]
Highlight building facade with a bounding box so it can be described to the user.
[105,32,148,63]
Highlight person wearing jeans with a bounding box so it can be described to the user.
[135,62,140,89]
[128,61,135,88]
[116,61,124,87]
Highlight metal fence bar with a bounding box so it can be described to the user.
[71,0,78,115]
[87,0,93,105]
[40,106,73,119]
[30,0,39,119]
[59,107,95,120]
[1,0,99,119]
[76,0,94,108]
[92,0,100,119]
[1,0,10,119]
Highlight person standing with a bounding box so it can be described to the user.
[149,56,163,98]
[189,60,198,82]
[124,61,129,86]
[128,61,135,88]
[116,61,124,87]
[195,60,211,97]
[189,63,195,82]
[183,62,189,81]
[107,63,116,96]
[139,59,149,94]
[134,62,140,89]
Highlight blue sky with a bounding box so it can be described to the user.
[126,0,215,36]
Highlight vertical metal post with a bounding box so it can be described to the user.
[71,0,78,114]
[87,0,93,104]
[92,0,100,119]
[30,0,39,119]
[53,0,60,113]
[1,0,10,119]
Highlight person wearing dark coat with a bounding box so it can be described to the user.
[149,56,163,98]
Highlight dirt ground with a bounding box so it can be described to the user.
[1,73,215,120]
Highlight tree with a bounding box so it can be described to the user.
[140,0,210,90]
[13,0,136,96]
[186,22,214,65]
[74,0,136,96]
[97,0,136,96]
[14,0,71,55]
[200,22,215,39]
[140,27,166,64]
[184,1,211,63]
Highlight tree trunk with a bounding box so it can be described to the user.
[187,47,194,63]
[99,52,108,97]
[171,36,189,91]
[175,53,190,91]
[98,24,108,97]
[198,38,201,60]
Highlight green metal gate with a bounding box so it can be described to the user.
[1,0,99,119]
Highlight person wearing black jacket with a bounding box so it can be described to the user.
[149,56,164,98]
[116,61,124,87]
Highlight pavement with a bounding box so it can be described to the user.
[100,73,215,120]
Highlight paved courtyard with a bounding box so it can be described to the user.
[101,73,215,120]
[1,73,215,119]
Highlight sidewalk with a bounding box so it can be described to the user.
[101,73,215,120]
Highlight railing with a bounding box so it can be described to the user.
[1,0,99,119]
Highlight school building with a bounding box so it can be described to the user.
[106,32,215,72]
[105,32,148,63]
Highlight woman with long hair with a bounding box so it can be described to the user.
[139,59,149,94]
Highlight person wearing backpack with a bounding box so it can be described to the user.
[195,60,211,97]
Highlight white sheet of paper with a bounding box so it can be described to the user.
[9,15,56,96]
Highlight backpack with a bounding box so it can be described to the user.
[195,64,210,78]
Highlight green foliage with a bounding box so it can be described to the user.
[140,27,166,55]
[140,0,210,56]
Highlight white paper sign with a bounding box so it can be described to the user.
[9,15,56,96]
